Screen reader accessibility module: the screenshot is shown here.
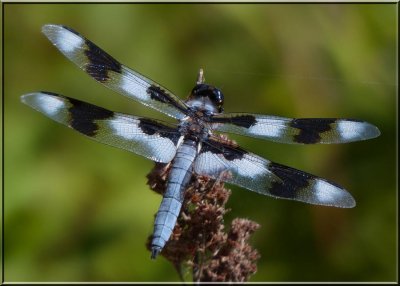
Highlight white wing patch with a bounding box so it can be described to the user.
[109,117,140,140]
[248,118,286,138]
[194,151,268,178]
[236,154,267,177]
[314,180,340,203]
[337,121,365,141]
[120,71,149,101]
[21,93,65,117]
[107,117,177,162]
[312,179,355,207]
[42,24,84,54]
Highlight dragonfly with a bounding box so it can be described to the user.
[21,24,380,259]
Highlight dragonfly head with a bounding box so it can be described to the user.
[187,83,224,114]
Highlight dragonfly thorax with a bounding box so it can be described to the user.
[179,116,210,142]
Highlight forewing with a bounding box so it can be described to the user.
[211,113,380,144]
[21,92,180,163]
[41,24,188,120]
[194,137,355,208]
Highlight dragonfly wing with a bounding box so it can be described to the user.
[42,24,189,120]
[194,136,355,208]
[211,113,380,144]
[21,92,181,163]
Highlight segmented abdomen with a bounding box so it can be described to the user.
[150,139,197,259]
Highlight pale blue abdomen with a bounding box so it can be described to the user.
[150,139,197,259]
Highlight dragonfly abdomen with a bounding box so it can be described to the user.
[151,139,197,259]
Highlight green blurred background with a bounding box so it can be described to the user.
[3,3,397,282]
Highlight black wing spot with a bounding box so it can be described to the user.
[68,98,113,136]
[138,118,180,144]
[146,85,188,114]
[147,85,171,104]
[268,162,311,198]
[291,118,336,144]
[211,115,257,128]
[84,40,122,82]
[202,140,247,161]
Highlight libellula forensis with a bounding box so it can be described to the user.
[21,24,380,259]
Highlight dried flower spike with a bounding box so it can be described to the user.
[146,163,260,282]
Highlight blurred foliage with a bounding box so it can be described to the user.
[3,3,397,282]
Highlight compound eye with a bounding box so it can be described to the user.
[214,90,224,104]
[213,89,224,112]
[217,90,224,103]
